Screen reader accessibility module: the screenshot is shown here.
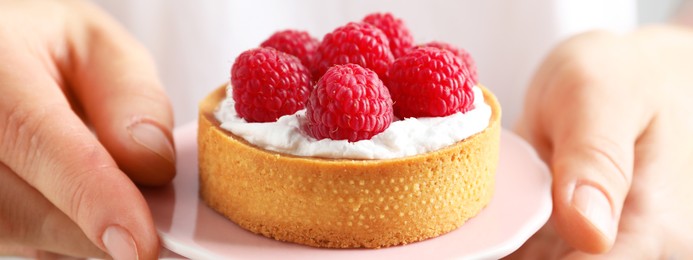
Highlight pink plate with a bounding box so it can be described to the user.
[142,122,552,259]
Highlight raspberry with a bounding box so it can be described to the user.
[305,64,394,142]
[421,41,478,84]
[386,47,474,118]
[363,12,414,58]
[312,22,394,80]
[260,29,319,68]
[231,47,312,122]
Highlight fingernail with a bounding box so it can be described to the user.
[128,121,175,164]
[102,226,138,260]
[572,184,615,239]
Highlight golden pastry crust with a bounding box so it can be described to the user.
[198,84,501,248]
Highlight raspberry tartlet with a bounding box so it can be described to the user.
[198,13,501,249]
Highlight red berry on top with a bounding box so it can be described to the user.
[305,64,394,142]
[312,22,394,80]
[421,41,478,84]
[363,12,414,58]
[260,29,319,68]
[231,47,312,122]
[387,47,474,118]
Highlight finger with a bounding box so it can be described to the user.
[542,75,652,253]
[559,94,690,259]
[0,163,107,258]
[0,53,158,259]
[523,33,657,254]
[66,1,175,186]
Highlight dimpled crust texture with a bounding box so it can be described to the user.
[198,85,501,248]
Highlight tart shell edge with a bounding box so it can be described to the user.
[198,84,501,248]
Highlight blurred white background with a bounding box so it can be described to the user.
[639,0,683,23]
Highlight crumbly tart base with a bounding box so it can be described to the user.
[198,84,501,248]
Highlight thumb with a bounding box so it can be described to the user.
[68,1,175,186]
[545,84,649,254]
[550,133,633,253]
[518,31,658,254]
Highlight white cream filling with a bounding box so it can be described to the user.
[215,84,492,159]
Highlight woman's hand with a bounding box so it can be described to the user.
[511,26,693,259]
[0,0,175,259]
